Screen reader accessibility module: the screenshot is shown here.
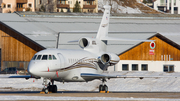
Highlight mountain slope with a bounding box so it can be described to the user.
[98,0,163,14]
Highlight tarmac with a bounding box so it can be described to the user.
[0,91,180,99]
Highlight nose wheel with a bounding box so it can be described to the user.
[41,78,57,94]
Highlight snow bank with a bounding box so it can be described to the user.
[0,71,180,92]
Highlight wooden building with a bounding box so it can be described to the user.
[116,33,180,72]
[0,22,44,71]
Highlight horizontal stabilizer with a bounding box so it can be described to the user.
[101,37,154,42]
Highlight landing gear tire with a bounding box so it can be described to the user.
[99,79,108,93]
[52,85,57,93]
[44,88,49,94]
[48,85,53,92]
[104,85,108,92]
[42,79,58,94]
[99,85,103,92]
[47,84,57,93]
[99,85,108,92]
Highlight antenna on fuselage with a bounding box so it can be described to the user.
[56,32,60,49]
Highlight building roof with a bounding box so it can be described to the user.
[1,13,180,54]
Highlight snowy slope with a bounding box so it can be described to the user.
[98,0,161,14]
[0,71,180,92]
[98,0,141,13]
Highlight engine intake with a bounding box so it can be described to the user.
[79,38,89,48]
[99,53,120,66]
[100,54,111,64]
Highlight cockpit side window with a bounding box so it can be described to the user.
[36,55,42,60]
[42,55,48,60]
[53,55,57,60]
[49,55,52,60]
[32,55,37,60]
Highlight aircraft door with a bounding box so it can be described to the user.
[58,53,65,68]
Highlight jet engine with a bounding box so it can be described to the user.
[99,53,120,66]
[79,37,90,48]
[79,37,97,49]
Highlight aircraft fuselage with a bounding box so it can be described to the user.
[28,49,102,82]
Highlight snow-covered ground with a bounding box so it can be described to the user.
[1,71,180,100]
[0,71,180,92]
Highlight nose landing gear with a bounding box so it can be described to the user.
[41,78,57,94]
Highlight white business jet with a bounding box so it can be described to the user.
[3,5,155,94]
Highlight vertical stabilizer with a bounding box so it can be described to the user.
[96,5,111,52]
[96,5,111,40]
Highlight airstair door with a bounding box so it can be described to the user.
[57,53,65,68]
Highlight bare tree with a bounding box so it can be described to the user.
[46,0,56,12]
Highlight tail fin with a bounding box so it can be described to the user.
[96,5,111,40]
[96,5,111,52]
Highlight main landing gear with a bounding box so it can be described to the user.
[42,78,57,94]
[99,79,108,93]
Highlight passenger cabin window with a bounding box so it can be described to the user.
[32,55,37,60]
[36,55,42,60]
[42,55,48,60]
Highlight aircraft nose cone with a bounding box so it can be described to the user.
[28,61,37,76]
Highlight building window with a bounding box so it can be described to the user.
[68,1,72,4]
[132,64,138,71]
[28,3,32,8]
[3,4,6,8]
[39,0,42,4]
[141,64,148,71]
[164,65,174,72]
[7,4,11,8]
[122,64,129,71]
[17,3,23,8]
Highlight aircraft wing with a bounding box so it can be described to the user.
[0,75,40,79]
[81,73,177,80]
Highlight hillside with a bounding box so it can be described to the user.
[98,0,163,14]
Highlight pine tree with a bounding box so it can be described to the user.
[73,0,81,12]
[61,8,64,12]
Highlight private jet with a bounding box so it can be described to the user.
[2,5,156,94]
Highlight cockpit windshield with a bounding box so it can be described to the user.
[32,54,57,60]
[36,55,42,60]
[42,55,48,60]
[32,55,37,60]
[53,55,57,60]
[49,55,52,60]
